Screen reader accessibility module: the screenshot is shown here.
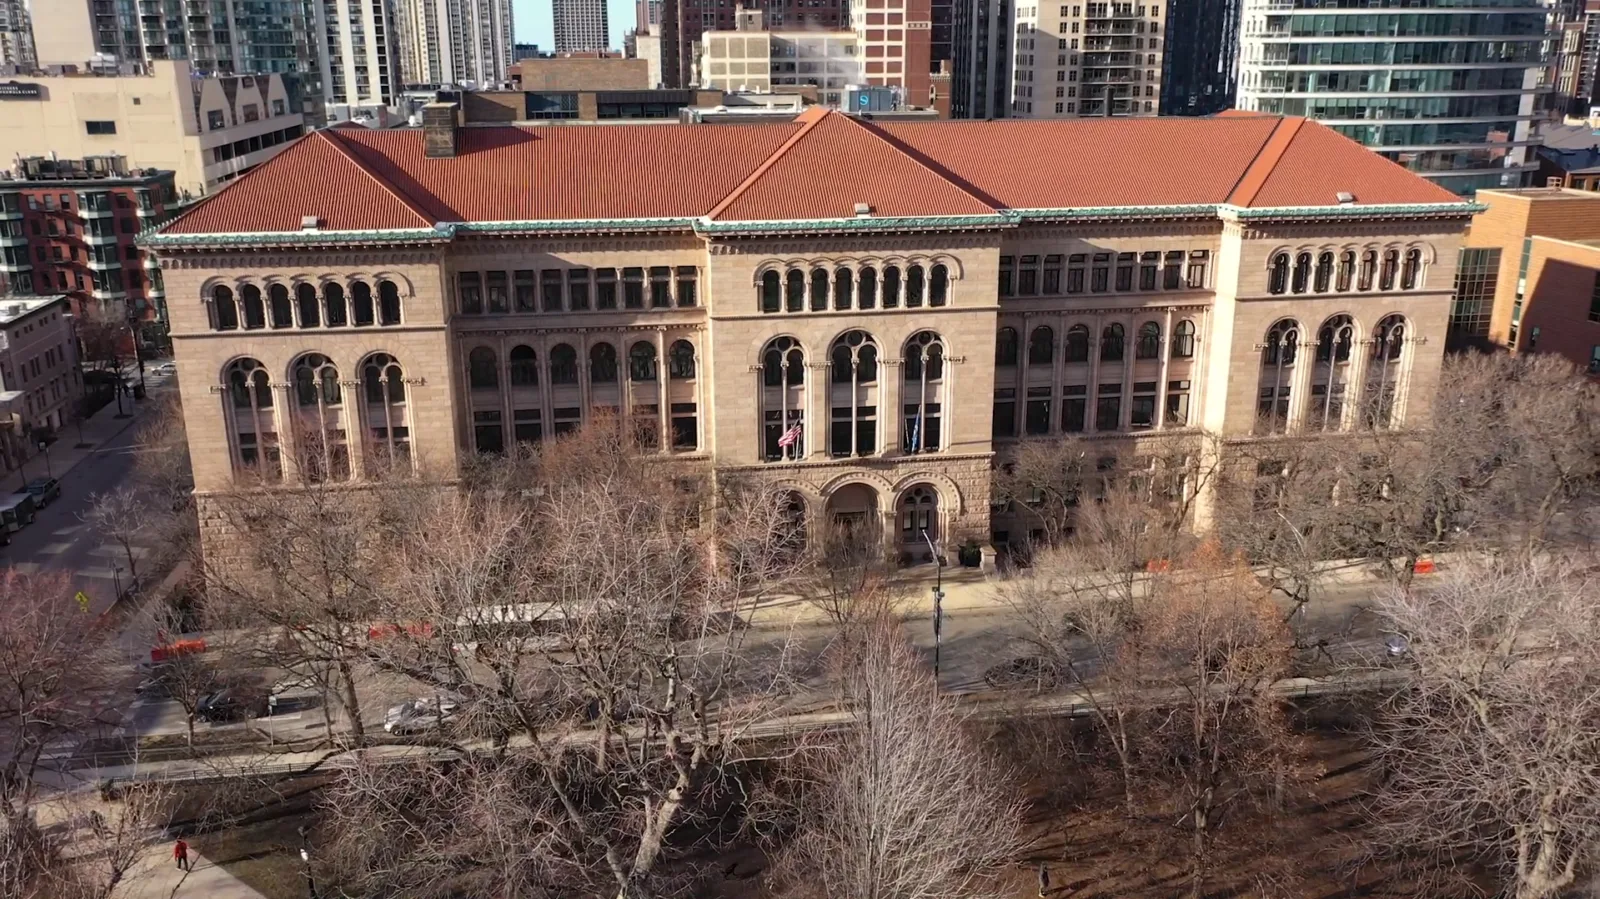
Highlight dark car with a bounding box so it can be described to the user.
[983,656,1065,690]
[20,478,60,508]
[195,688,265,723]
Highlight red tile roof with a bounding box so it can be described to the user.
[158,111,1468,236]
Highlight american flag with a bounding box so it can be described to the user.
[777,422,803,448]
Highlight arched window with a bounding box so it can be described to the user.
[762,336,804,388]
[324,281,348,326]
[1379,249,1398,291]
[509,345,538,387]
[629,341,659,381]
[1101,323,1125,362]
[1135,321,1160,360]
[829,330,879,457]
[858,267,877,310]
[761,270,782,313]
[1171,320,1195,359]
[362,353,409,469]
[1366,314,1407,428]
[1291,252,1312,294]
[905,264,925,308]
[293,353,342,408]
[224,358,278,479]
[268,284,293,329]
[212,285,238,330]
[1314,252,1334,293]
[833,268,853,310]
[240,284,265,330]
[1311,315,1355,431]
[469,346,499,390]
[226,357,272,409]
[1258,321,1299,434]
[1267,252,1289,295]
[351,281,375,326]
[810,267,829,312]
[1400,249,1422,290]
[1336,251,1355,292]
[1358,250,1377,291]
[785,269,805,313]
[1028,325,1054,365]
[995,327,1019,366]
[1065,324,1090,363]
[904,331,946,454]
[378,280,402,325]
[929,264,949,307]
[882,266,901,308]
[669,339,696,379]
[898,485,940,550]
[590,342,618,383]
[761,337,806,461]
[296,283,320,327]
[550,343,579,385]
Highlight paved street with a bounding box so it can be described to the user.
[2,369,176,615]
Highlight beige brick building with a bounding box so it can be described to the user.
[145,108,1475,564]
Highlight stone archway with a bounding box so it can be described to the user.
[823,481,882,558]
[894,482,941,565]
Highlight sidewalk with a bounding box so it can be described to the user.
[0,378,163,496]
[113,846,270,899]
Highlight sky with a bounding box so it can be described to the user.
[514,0,637,53]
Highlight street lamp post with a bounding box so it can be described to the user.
[922,529,945,694]
[298,826,319,899]
[37,441,50,480]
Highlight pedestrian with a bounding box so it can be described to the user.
[1037,861,1050,897]
[173,838,190,871]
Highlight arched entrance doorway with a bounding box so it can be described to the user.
[896,483,941,564]
[824,482,880,557]
[777,490,808,562]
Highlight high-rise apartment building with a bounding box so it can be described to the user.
[847,0,935,107]
[650,0,845,89]
[949,0,1011,118]
[555,0,611,53]
[0,0,34,69]
[1237,0,1553,196]
[394,0,514,87]
[1008,0,1166,118]
[317,0,402,108]
[1158,0,1236,116]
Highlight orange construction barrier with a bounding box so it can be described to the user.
[1412,558,1437,575]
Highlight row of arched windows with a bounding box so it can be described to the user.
[222,351,410,483]
[758,330,949,461]
[210,280,403,331]
[1258,313,1410,434]
[1267,247,1424,296]
[465,339,698,390]
[759,263,952,314]
[996,319,1196,366]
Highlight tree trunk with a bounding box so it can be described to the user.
[337,657,365,745]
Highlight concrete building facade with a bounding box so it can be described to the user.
[0,61,307,199]
[394,0,514,88]
[1007,0,1167,119]
[1236,0,1554,196]
[0,296,83,457]
[0,155,177,343]
[555,0,611,53]
[699,11,861,106]
[143,109,1475,562]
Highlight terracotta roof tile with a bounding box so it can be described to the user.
[158,111,1467,236]
[710,111,996,221]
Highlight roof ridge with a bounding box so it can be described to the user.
[1225,116,1305,207]
[316,129,436,227]
[705,111,827,220]
[156,130,322,235]
[835,113,997,212]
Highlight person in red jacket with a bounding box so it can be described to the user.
[173,838,190,871]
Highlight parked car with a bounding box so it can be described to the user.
[384,696,462,735]
[983,656,1065,690]
[195,688,266,723]
[20,478,60,508]
[154,362,177,375]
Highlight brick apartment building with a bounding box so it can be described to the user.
[0,155,177,349]
[144,108,1475,562]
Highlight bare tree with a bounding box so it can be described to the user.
[80,485,145,584]
[773,615,1025,899]
[1370,556,1600,899]
[992,435,1099,549]
[1132,544,1295,899]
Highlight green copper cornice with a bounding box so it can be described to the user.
[695,214,1015,235]
[457,218,697,235]
[1225,202,1484,220]
[140,227,452,249]
[1015,204,1219,221]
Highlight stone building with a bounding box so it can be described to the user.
[144,107,1476,564]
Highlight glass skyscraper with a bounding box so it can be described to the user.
[1237,0,1554,195]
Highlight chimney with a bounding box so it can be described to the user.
[421,101,461,159]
